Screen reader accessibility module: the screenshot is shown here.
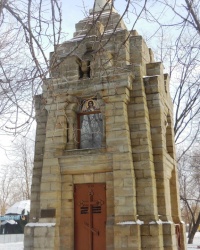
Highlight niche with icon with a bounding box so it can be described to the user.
[78,99,103,149]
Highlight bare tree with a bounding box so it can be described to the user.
[141,0,200,155]
[151,34,200,160]
[0,168,16,214]
[178,148,200,243]
[11,136,34,200]
[0,0,63,135]
[0,136,34,214]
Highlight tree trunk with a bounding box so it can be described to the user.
[188,213,200,244]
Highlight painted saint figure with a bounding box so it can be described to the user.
[86,100,97,111]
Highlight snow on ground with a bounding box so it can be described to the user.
[186,232,200,249]
[0,241,23,250]
[0,232,200,249]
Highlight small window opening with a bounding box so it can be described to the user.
[78,60,90,79]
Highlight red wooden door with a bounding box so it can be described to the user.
[74,183,106,250]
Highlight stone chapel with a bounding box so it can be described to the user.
[24,0,186,249]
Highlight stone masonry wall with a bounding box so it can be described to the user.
[24,5,186,250]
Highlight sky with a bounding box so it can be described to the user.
[61,0,182,39]
[62,0,121,38]
[61,0,162,39]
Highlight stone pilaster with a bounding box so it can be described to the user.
[103,87,140,249]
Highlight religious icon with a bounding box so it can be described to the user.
[81,99,100,112]
[87,100,95,111]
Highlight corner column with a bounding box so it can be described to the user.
[103,86,140,250]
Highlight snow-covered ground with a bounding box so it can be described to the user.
[0,232,200,249]
[185,232,200,249]
[0,241,23,250]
